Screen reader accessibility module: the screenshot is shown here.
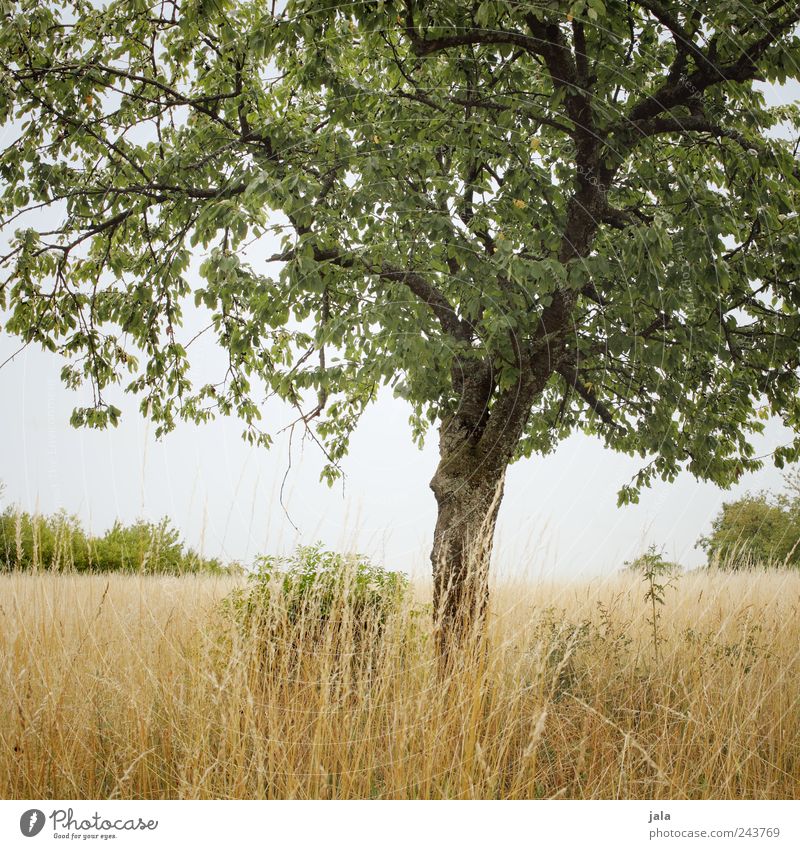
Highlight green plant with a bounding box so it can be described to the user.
[626,545,679,662]
[699,469,800,569]
[0,509,228,574]
[224,544,410,670]
[0,509,92,572]
[264,544,408,622]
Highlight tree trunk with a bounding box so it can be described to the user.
[429,421,507,659]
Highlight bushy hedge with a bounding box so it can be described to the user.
[223,544,412,673]
[226,543,409,629]
[0,509,230,574]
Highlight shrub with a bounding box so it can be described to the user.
[0,509,229,574]
[89,517,228,574]
[698,470,800,569]
[224,544,411,672]
[0,510,92,571]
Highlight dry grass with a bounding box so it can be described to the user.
[1,568,798,799]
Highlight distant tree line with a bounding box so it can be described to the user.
[0,508,234,574]
[4,467,800,575]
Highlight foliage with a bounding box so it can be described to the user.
[1,1,800,503]
[92,517,185,573]
[699,470,800,568]
[0,509,91,572]
[223,544,412,677]
[225,543,410,637]
[0,508,228,573]
[623,546,682,575]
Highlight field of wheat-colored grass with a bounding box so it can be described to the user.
[0,568,798,799]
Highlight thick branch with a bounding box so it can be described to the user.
[267,245,469,341]
[557,363,623,430]
[378,263,470,341]
[620,7,800,129]
[633,0,711,72]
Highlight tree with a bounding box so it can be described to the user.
[2,1,800,651]
[699,470,800,567]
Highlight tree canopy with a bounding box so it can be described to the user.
[3,1,800,491]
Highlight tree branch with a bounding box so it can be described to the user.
[557,363,624,430]
[619,6,800,129]
[266,245,469,341]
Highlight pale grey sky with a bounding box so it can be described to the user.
[0,328,793,578]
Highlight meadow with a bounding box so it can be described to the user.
[1,568,798,799]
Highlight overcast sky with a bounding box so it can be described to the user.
[0,326,793,579]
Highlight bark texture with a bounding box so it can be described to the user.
[428,366,538,658]
[430,429,506,656]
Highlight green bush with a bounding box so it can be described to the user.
[228,543,409,627]
[224,544,410,669]
[89,517,227,574]
[698,470,800,569]
[0,510,92,571]
[0,509,229,574]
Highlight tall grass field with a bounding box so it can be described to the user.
[1,569,798,799]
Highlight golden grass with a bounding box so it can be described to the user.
[1,569,798,799]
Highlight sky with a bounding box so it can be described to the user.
[0,327,793,579]
[1,40,798,581]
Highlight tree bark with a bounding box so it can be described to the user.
[429,419,507,660]
[428,357,555,662]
